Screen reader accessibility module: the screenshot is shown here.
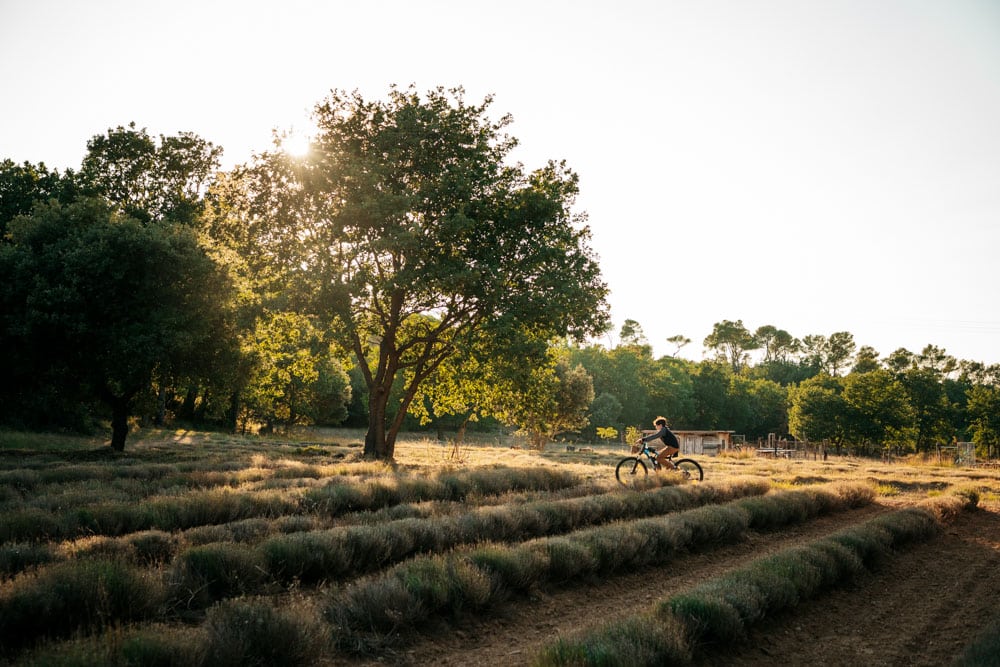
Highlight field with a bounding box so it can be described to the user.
[1,428,999,666]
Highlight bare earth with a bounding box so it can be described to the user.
[347,501,1000,666]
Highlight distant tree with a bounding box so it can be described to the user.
[897,367,954,453]
[210,86,609,459]
[502,357,595,448]
[851,345,881,374]
[884,347,916,373]
[826,332,857,376]
[80,122,222,224]
[967,384,1000,459]
[690,361,732,429]
[754,325,799,363]
[0,199,236,450]
[738,376,789,438]
[666,334,691,357]
[841,369,915,455]
[916,344,958,377]
[703,319,758,373]
[570,343,654,429]
[588,392,624,435]
[239,311,351,433]
[800,332,856,376]
[645,355,696,428]
[799,334,828,373]
[0,159,80,237]
[619,319,647,347]
[788,374,847,447]
[596,426,619,442]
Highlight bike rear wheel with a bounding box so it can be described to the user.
[615,457,648,486]
[672,458,703,481]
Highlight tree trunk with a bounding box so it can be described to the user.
[225,391,240,432]
[179,386,197,421]
[154,385,167,426]
[110,395,130,452]
[456,415,470,444]
[364,386,390,459]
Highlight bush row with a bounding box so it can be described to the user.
[0,465,586,543]
[324,482,874,652]
[536,492,979,666]
[262,479,771,585]
[300,465,583,515]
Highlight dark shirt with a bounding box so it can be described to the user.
[642,425,679,449]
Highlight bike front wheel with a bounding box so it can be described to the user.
[671,458,703,482]
[615,457,648,486]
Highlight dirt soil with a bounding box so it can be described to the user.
[346,501,1000,666]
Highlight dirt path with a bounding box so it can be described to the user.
[702,503,1000,667]
[345,502,898,665]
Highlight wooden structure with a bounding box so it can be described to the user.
[642,429,735,456]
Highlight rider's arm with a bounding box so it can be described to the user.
[640,426,667,443]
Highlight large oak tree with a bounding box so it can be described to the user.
[1,199,236,450]
[212,86,609,459]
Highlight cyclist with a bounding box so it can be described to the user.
[637,416,680,469]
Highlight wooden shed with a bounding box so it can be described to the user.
[642,429,735,456]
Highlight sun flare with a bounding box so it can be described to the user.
[281,132,312,157]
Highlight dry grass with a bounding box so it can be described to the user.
[2,427,998,665]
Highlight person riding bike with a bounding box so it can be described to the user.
[637,416,680,469]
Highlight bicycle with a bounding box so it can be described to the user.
[615,442,703,485]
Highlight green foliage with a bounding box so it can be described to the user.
[596,425,619,441]
[79,122,222,224]
[0,541,55,578]
[324,482,865,651]
[239,311,351,431]
[788,374,846,443]
[166,542,269,610]
[703,319,758,372]
[537,615,691,667]
[202,598,329,667]
[506,356,595,448]
[210,85,609,458]
[0,559,163,655]
[0,198,238,448]
[549,493,974,665]
[967,384,1000,459]
[0,158,79,236]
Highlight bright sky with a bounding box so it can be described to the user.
[3,0,999,365]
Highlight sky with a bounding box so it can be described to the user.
[2,0,1000,365]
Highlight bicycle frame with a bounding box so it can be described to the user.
[634,442,676,470]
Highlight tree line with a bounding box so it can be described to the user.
[2,87,998,461]
[1,87,607,458]
[556,318,1000,460]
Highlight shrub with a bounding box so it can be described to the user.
[536,536,596,583]
[0,541,56,578]
[468,543,548,593]
[202,598,328,667]
[0,559,164,656]
[537,615,691,667]
[261,530,350,584]
[167,543,269,610]
[18,624,206,667]
[128,530,179,565]
[0,507,62,542]
[327,577,423,652]
[955,614,1000,667]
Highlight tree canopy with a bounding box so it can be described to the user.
[209,86,609,458]
[0,199,236,450]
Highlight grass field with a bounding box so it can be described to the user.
[1,427,998,666]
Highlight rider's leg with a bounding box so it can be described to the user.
[656,446,680,468]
